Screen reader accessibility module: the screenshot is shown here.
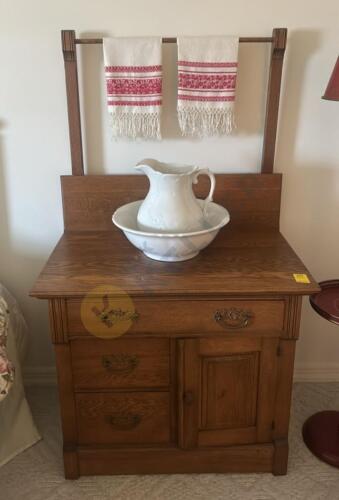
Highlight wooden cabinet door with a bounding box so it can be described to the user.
[178,336,279,449]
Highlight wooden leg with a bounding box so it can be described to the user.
[272,438,288,475]
[63,445,79,479]
[54,339,79,480]
[272,339,296,476]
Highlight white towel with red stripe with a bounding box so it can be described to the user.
[103,37,162,139]
[177,37,239,137]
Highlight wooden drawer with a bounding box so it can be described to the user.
[76,392,171,445]
[66,298,285,336]
[71,338,170,390]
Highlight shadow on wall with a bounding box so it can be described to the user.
[276,29,339,268]
[295,170,339,366]
[0,124,53,369]
[276,29,322,172]
[0,124,10,273]
[78,31,109,174]
[281,163,339,270]
[78,31,271,173]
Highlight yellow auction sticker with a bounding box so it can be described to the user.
[80,285,138,339]
[293,274,310,284]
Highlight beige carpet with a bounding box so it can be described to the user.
[1,383,339,500]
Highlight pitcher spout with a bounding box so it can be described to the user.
[136,158,198,177]
[135,158,162,177]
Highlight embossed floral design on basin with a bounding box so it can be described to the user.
[112,200,230,262]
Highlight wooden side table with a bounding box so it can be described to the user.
[303,280,339,467]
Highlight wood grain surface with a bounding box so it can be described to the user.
[30,228,319,298]
[66,297,285,336]
[77,444,274,475]
[61,173,282,231]
[71,337,170,389]
[76,391,171,445]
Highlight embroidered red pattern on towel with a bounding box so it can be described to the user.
[177,38,239,136]
[105,66,162,107]
[178,62,237,104]
[103,37,162,139]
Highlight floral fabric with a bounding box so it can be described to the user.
[0,296,15,401]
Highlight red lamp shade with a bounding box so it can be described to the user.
[322,57,339,101]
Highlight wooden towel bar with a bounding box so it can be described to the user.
[61,28,287,177]
[75,37,274,44]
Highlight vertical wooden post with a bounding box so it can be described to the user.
[49,299,79,479]
[62,30,84,176]
[261,28,287,174]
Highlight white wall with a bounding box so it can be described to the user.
[1,0,339,381]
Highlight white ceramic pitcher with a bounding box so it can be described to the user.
[135,159,216,233]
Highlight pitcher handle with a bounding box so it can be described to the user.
[192,168,216,208]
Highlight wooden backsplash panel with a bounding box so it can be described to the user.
[61,173,282,231]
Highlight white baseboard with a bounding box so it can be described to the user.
[23,363,339,387]
[23,366,57,387]
[294,363,339,382]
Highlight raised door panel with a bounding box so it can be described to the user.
[179,336,279,449]
[201,352,259,430]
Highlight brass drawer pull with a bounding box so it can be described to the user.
[108,413,141,430]
[92,296,139,328]
[214,308,253,330]
[102,354,139,375]
[98,308,139,327]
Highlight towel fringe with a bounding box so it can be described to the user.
[108,111,161,140]
[178,107,236,137]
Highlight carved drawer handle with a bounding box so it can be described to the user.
[214,308,253,330]
[108,413,141,430]
[102,354,139,375]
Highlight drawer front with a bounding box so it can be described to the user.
[71,338,170,390]
[76,392,171,445]
[66,298,285,336]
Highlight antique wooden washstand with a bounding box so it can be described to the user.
[30,28,319,478]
